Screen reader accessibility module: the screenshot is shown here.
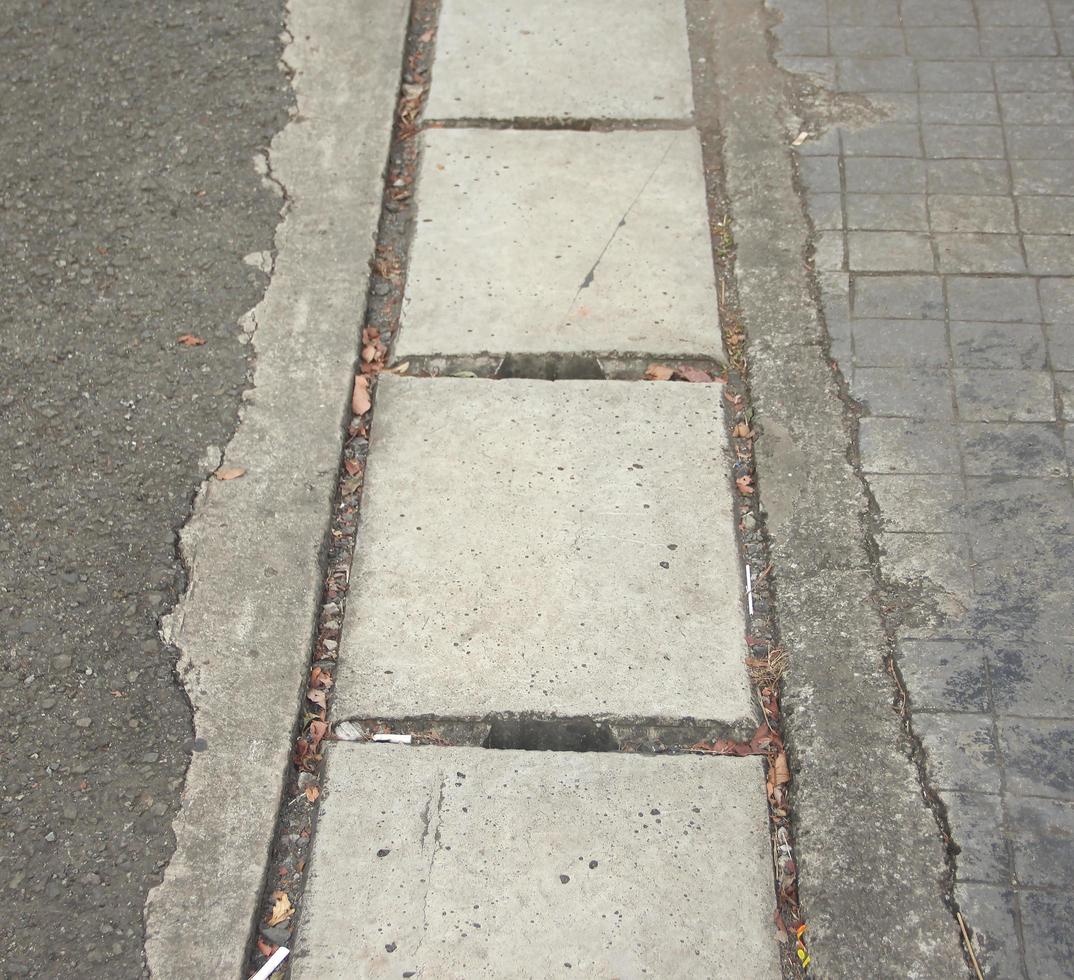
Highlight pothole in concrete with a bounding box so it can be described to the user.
[497,352,605,381]
[335,713,754,753]
[483,715,618,752]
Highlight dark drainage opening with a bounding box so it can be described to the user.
[497,353,606,381]
[482,716,619,752]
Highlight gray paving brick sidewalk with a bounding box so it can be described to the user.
[770,0,1074,975]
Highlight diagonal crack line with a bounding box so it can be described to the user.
[411,773,447,974]
[558,134,678,325]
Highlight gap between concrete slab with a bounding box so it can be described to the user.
[426,116,696,130]
[397,351,726,380]
[333,712,754,752]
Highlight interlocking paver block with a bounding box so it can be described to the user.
[293,747,779,979]
[852,273,944,319]
[334,376,752,722]
[425,0,693,120]
[946,276,1041,322]
[396,128,720,358]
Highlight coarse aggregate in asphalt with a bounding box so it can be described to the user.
[0,1,290,975]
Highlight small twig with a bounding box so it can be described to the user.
[956,911,984,980]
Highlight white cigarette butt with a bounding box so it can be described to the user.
[250,946,289,980]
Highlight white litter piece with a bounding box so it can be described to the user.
[250,945,289,980]
[745,564,755,617]
[334,720,366,742]
[372,733,412,744]
[791,131,809,146]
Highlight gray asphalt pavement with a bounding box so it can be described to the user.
[0,2,289,975]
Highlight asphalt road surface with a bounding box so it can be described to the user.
[0,2,289,974]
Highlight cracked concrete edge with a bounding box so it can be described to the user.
[702,1,967,976]
[142,1,410,976]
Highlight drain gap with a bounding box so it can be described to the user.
[395,351,727,381]
[498,352,605,381]
[333,713,756,753]
[426,116,696,132]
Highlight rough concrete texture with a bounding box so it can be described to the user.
[425,0,694,121]
[142,2,408,976]
[334,375,753,725]
[698,0,966,975]
[0,1,289,975]
[292,745,779,979]
[396,127,722,359]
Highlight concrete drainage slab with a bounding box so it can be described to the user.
[332,374,753,726]
[291,746,779,979]
[394,128,721,359]
[425,0,694,121]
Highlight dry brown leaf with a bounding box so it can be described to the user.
[267,891,293,926]
[644,363,675,381]
[177,334,206,347]
[305,785,320,804]
[306,689,327,709]
[308,719,328,748]
[352,375,371,415]
[733,421,752,439]
[419,28,434,42]
[736,475,754,495]
[674,365,713,383]
[215,466,246,481]
[770,751,791,787]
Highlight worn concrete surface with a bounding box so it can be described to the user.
[396,128,721,359]
[425,0,694,121]
[698,0,968,975]
[769,0,1074,973]
[333,375,753,725]
[141,1,408,976]
[292,745,779,979]
[0,1,290,976]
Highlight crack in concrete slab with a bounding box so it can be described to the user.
[559,134,678,326]
[411,774,447,972]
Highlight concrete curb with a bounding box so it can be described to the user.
[143,1,409,975]
[698,0,967,975]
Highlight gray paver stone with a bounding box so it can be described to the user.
[292,747,780,979]
[397,128,720,358]
[334,376,752,723]
[425,0,693,120]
